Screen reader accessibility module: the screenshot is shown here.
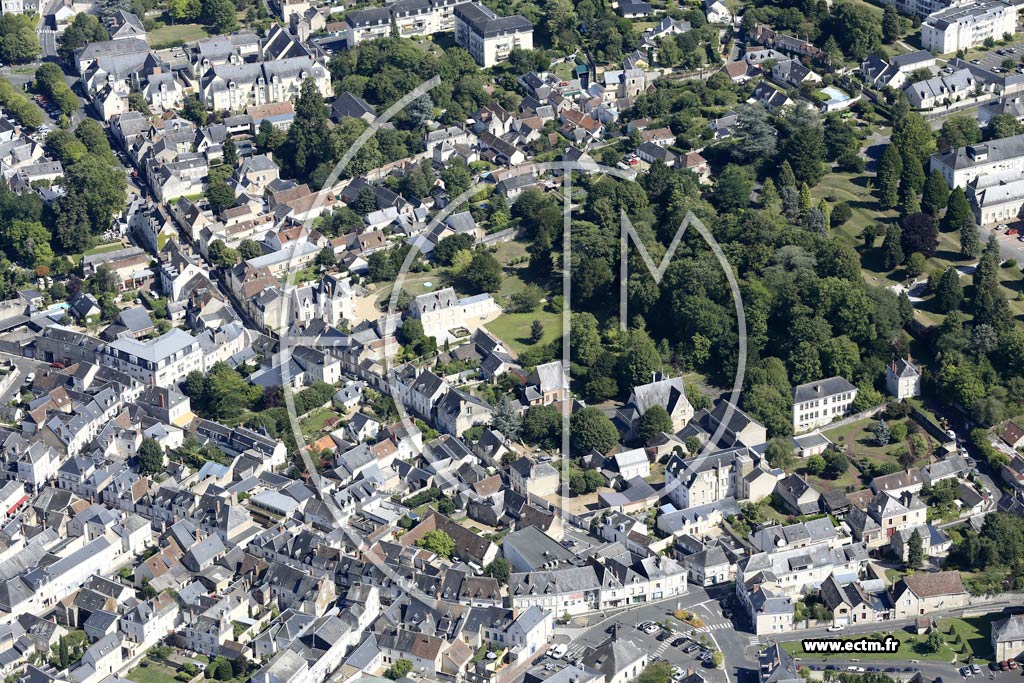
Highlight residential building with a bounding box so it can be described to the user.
[922,1,1016,54]
[100,328,205,388]
[791,376,858,433]
[931,133,1024,189]
[891,571,968,618]
[454,3,534,67]
[886,356,922,399]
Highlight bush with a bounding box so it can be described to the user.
[831,201,853,227]
[1003,258,1017,268]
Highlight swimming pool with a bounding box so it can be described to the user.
[821,86,851,102]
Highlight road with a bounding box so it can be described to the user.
[554,585,757,683]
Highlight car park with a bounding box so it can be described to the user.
[644,624,661,635]
[885,668,899,673]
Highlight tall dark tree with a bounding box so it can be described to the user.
[921,169,950,216]
[877,144,902,209]
[907,528,924,569]
[283,79,330,180]
[882,4,901,43]
[881,224,904,270]
[901,212,938,258]
[935,267,964,313]
[222,137,238,167]
[779,107,825,186]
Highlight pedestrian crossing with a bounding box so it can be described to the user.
[687,622,733,633]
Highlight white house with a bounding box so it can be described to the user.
[792,377,858,433]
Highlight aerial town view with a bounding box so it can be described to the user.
[0,0,1024,681]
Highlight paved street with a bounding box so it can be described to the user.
[553,586,757,683]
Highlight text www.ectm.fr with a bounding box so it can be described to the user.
[802,637,901,654]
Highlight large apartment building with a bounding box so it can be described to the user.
[791,376,857,433]
[100,328,205,388]
[931,133,1024,188]
[454,3,534,67]
[921,0,1017,54]
[342,0,471,47]
[198,57,332,112]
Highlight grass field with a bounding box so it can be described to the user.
[127,661,180,683]
[301,407,342,439]
[147,23,210,49]
[83,242,125,257]
[485,309,562,354]
[782,614,998,663]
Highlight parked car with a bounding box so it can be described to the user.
[672,637,688,647]
[827,625,845,632]
[971,664,982,675]
[657,631,673,641]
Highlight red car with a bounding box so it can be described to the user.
[50,361,65,369]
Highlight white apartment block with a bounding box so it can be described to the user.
[342,0,471,47]
[922,0,1017,54]
[100,328,205,388]
[969,171,1024,225]
[454,3,534,67]
[792,376,857,433]
[931,134,1024,188]
[199,57,332,112]
[406,287,498,343]
[884,0,953,19]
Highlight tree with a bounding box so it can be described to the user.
[877,145,902,209]
[207,176,236,213]
[167,0,201,21]
[990,113,1024,140]
[906,252,927,277]
[731,104,777,164]
[617,328,661,394]
[570,406,618,454]
[937,115,982,153]
[960,216,980,259]
[415,530,455,558]
[222,137,238,167]
[935,267,964,313]
[922,170,950,216]
[714,165,753,212]
[901,213,938,258]
[384,659,413,680]
[256,119,286,154]
[484,558,511,584]
[829,1,882,60]
[873,419,891,445]
[58,636,69,670]
[460,251,502,293]
[282,79,329,180]
[137,437,164,475]
[892,111,935,163]
[711,652,724,668]
[765,436,796,471]
[181,94,207,126]
[491,395,522,441]
[806,455,826,475]
[238,239,262,260]
[636,661,673,683]
[432,233,475,266]
[440,158,472,197]
[882,4,901,42]
[58,14,108,63]
[522,404,560,448]
[207,240,239,268]
[638,406,673,442]
[530,320,544,343]
[823,450,850,478]
[202,0,237,33]
[779,107,825,185]
[881,225,904,270]
[5,220,52,268]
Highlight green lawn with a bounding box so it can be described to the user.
[485,308,562,354]
[127,661,180,683]
[783,615,999,663]
[83,242,126,257]
[147,23,210,49]
[301,407,342,438]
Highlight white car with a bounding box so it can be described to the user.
[644,624,661,634]
[826,625,845,632]
[550,644,568,659]
[24,372,34,384]
[998,224,1010,231]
